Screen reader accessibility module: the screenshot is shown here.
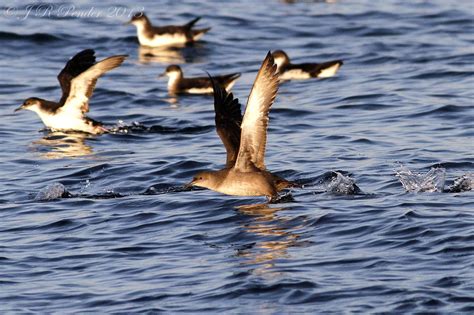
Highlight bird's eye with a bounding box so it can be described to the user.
[199,177,203,180]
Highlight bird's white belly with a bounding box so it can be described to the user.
[280,69,311,80]
[40,112,94,133]
[139,32,188,47]
[192,32,205,41]
[318,63,341,78]
[186,87,213,94]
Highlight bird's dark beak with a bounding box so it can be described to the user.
[14,104,25,112]
[123,20,132,25]
[158,72,166,78]
[184,179,195,189]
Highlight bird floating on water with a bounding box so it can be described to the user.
[187,52,298,201]
[126,13,210,47]
[15,49,127,134]
[160,65,241,95]
[271,50,343,81]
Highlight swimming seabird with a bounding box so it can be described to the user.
[187,52,297,200]
[15,49,127,134]
[271,50,343,81]
[126,13,211,47]
[160,65,241,95]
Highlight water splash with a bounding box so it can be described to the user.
[448,174,474,193]
[396,166,446,192]
[298,171,362,195]
[324,172,362,195]
[108,121,147,134]
[107,121,212,134]
[79,179,91,195]
[34,183,71,201]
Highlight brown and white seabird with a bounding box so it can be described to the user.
[187,52,297,201]
[15,49,127,134]
[126,13,211,47]
[160,65,241,95]
[271,50,343,81]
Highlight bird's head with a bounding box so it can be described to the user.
[187,171,217,190]
[15,97,43,113]
[126,12,148,26]
[271,50,290,71]
[159,65,183,79]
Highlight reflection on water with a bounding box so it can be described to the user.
[164,95,179,106]
[29,132,94,159]
[138,46,185,64]
[236,203,301,276]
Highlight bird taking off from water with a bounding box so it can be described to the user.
[15,49,127,134]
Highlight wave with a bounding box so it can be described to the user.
[0,31,62,42]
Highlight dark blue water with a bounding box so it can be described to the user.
[1,0,473,313]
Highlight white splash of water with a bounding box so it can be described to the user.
[79,179,91,195]
[449,173,474,192]
[325,172,359,195]
[35,182,68,201]
[396,165,446,193]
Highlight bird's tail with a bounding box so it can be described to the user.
[185,16,201,29]
[192,27,211,41]
[222,73,241,91]
[315,60,343,78]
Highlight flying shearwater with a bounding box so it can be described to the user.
[15,49,127,134]
[126,13,211,47]
[160,65,241,95]
[187,52,297,201]
[271,50,343,81]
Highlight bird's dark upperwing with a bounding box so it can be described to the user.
[57,49,96,106]
[210,75,242,168]
[234,52,279,172]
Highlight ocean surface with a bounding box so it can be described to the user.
[1,0,473,313]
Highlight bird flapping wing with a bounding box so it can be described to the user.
[234,52,279,172]
[210,74,243,168]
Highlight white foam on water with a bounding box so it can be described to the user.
[326,172,359,195]
[34,182,68,201]
[396,165,446,193]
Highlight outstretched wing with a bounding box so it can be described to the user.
[60,54,127,116]
[57,49,96,105]
[234,52,279,172]
[210,74,243,168]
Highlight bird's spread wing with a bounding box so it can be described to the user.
[210,75,243,168]
[57,49,96,105]
[234,52,279,172]
[61,54,127,116]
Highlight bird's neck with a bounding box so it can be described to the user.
[274,58,289,73]
[135,20,153,38]
[167,72,183,90]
